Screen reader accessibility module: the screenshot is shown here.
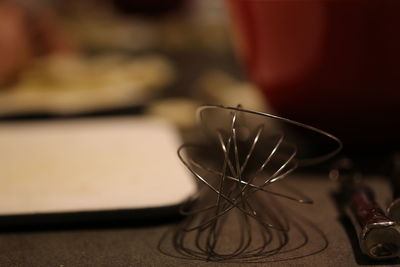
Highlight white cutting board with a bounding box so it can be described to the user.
[0,117,196,215]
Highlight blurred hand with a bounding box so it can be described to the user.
[0,1,33,83]
[0,1,75,85]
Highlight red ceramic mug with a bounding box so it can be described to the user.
[226,0,400,149]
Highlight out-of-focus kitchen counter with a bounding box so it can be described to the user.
[0,175,397,267]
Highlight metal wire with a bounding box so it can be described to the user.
[159,104,342,262]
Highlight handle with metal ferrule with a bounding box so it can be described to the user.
[387,154,400,222]
[348,186,400,259]
[332,158,400,260]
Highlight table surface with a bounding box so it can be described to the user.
[1,174,398,267]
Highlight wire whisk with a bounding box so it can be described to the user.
[159,104,342,262]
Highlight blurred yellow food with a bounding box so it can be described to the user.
[197,70,270,113]
[145,98,200,129]
[0,54,175,115]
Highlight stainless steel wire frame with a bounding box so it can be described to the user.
[164,105,342,262]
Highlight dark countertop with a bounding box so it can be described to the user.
[1,174,397,267]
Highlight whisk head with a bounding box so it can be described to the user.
[161,104,342,262]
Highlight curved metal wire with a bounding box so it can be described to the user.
[164,105,341,262]
[197,104,343,166]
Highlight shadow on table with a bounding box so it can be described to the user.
[158,191,330,264]
[0,205,184,233]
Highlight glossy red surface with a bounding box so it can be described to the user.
[227,0,400,148]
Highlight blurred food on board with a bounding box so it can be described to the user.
[0,54,175,115]
[0,0,233,117]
